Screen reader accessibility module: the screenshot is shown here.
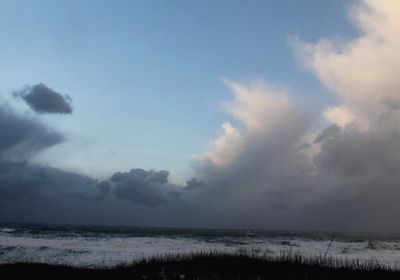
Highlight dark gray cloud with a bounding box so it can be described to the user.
[14,83,73,114]
[304,114,400,231]
[111,169,171,207]
[183,178,203,190]
[0,159,187,225]
[0,160,92,202]
[95,181,112,201]
[0,159,112,224]
[0,103,63,160]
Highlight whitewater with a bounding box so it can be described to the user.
[1,224,400,268]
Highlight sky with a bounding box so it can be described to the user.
[0,0,354,181]
[1,0,400,232]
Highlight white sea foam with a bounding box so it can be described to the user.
[1,229,400,268]
[0,233,229,267]
[0,228,15,233]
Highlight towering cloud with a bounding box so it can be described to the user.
[14,83,73,114]
[199,80,298,168]
[294,0,400,128]
[191,0,400,231]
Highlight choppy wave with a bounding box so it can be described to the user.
[1,224,400,268]
[0,228,15,233]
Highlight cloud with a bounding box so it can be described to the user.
[187,0,400,231]
[14,83,73,114]
[314,124,341,144]
[95,181,112,201]
[198,80,298,169]
[183,178,203,190]
[2,0,400,231]
[0,157,186,224]
[0,96,184,223]
[223,80,293,133]
[0,103,63,160]
[190,80,315,229]
[293,0,400,128]
[111,169,172,207]
[199,122,244,168]
[0,159,117,225]
[0,160,92,202]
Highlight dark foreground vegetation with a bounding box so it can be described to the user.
[1,252,399,279]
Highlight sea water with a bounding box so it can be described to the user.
[1,223,400,268]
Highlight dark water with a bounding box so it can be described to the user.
[3,223,398,240]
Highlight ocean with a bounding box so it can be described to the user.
[1,224,400,268]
